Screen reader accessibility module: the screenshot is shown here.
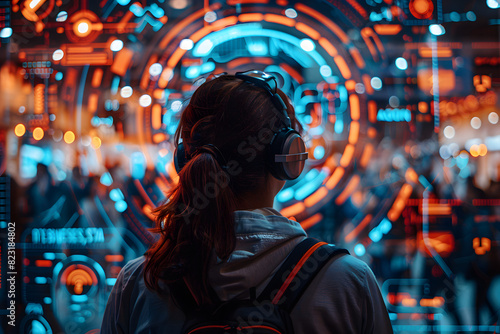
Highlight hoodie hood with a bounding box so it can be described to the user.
[208,207,307,301]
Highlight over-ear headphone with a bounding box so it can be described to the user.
[174,70,308,180]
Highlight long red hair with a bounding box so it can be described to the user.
[144,74,301,304]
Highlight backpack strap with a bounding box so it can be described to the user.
[257,237,349,312]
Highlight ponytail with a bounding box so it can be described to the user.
[144,149,236,304]
[144,74,299,305]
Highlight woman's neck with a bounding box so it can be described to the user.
[234,192,275,211]
[234,174,284,211]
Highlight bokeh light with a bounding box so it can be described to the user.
[64,131,75,144]
[488,112,499,124]
[33,127,44,141]
[470,116,482,129]
[429,24,445,36]
[15,124,26,137]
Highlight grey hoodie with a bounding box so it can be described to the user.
[101,208,394,333]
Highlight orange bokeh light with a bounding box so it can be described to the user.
[478,144,487,156]
[409,0,434,19]
[470,144,479,157]
[33,127,44,141]
[15,124,26,137]
[73,19,92,37]
[64,131,75,144]
[91,136,101,149]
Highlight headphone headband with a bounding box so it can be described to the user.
[174,70,308,180]
[235,70,291,128]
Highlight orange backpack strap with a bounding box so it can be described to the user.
[257,237,349,312]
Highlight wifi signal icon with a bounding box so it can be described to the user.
[67,268,94,295]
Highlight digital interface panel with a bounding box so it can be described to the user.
[0,0,499,333]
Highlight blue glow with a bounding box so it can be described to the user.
[155,152,171,175]
[71,295,88,303]
[289,169,319,196]
[419,175,433,190]
[334,119,344,134]
[106,278,118,286]
[75,317,85,323]
[487,0,500,9]
[369,229,383,242]
[56,170,66,181]
[130,152,146,179]
[466,11,476,21]
[247,41,268,56]
[70,304,82,311]
[185,66,201,79]
[429,24,445,36]
[100,172,113,186]
[395,57,408,70]
[277,188,294,202]
[456,153,469,169]
[459,166,470,178]
[148,4,165,18]
[389,313,397,321]
[55,72,63,81]
[313,146,325,159]
[20,145,48,179]
[293,83,321,114]
[43,297,52,304]
[56,11,68,22]
[111,76,120,95]
[354,244,366,256]
[0,27,13,38]
[371,77,383,90]
[368,218,393,243]
[305,168,320,181]
[201,62,216,73]
[377,109,412,122]
[34,277,48,284]
[115,200,128,212]
[117,0,131,5]
[369,9,392,22]
[92,116,114,127]
[449,12,460,22]
[320,65,332,78]
[192,25,326,66]
[294,183,318,201]
[43,252,56,260]
[110,188,124,202]
[379,218,392,234]
[130,4,143,16]
[294,169,328,201]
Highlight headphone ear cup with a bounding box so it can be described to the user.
[269,129,307,180]
[174,142,187,173]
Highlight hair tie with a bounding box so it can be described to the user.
[193,144,228,170]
